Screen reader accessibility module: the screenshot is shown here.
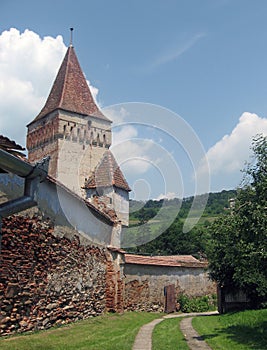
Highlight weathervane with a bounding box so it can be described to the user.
[70,27,74,47]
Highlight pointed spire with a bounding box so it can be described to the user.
[69,27,74,47]
[31,45,110,123]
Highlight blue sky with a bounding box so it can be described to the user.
[1,0,267,200]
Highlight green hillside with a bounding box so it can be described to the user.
[124,189,236,256]
[129,189,236,225]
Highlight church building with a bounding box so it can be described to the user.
[26,41,130,225]
[0,35,217,336]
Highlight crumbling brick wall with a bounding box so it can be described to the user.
[0,215,110,336]
[124,279,150,311]
[124,264,217,312]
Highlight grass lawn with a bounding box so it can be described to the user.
[152,318,189,350]
[0,312,162,350]
[192,309,267,350]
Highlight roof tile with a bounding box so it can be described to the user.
[0,135,25,161]
[84,150,131,191]
[124,254,207,268]
[30,46,110,124]
[0,135,25,152]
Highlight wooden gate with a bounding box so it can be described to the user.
[164,284,176,313]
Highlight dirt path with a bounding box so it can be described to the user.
[180,316,213,349]
[132,318,164,350]
[132,311,218,350]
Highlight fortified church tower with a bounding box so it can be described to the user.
[26,37,130,225]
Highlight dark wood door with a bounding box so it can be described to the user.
[164,284,176,313]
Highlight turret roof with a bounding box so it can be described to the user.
[30,45,110,124]
[84,150,131,192]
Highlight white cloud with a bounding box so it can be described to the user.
[107,106,160,176]
[197,112,267,190]
[155,192,176,200]
[0,28,66,147]
[0,28,99,147]
[112,125,138,145]
[111,139,154,175]
[111,123,153,175]
[104,106,129,124]
[85,77,99,107]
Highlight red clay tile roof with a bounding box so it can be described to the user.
[0,135,25,161]
[30,46,110,124]
[124,254,207,268]
[84,150,131,192]
[0,135,25,152]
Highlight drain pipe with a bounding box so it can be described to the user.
[0,148,49,252]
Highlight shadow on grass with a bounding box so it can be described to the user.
[201,318,267,349]
[223,321,267,349]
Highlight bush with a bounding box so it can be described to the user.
[177,294,217,313]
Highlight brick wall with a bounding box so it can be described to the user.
[0,215,121,336]
[105,250,124,313]
[0,215,217,335]
[27,113,60,178]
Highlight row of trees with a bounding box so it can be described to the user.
[207,135,267,307]
[128,135,267,308]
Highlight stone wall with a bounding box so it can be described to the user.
[124,263,217,312]
[0,215,121,336]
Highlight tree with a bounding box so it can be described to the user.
[131,218,209,257]
[207,135,267,307]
